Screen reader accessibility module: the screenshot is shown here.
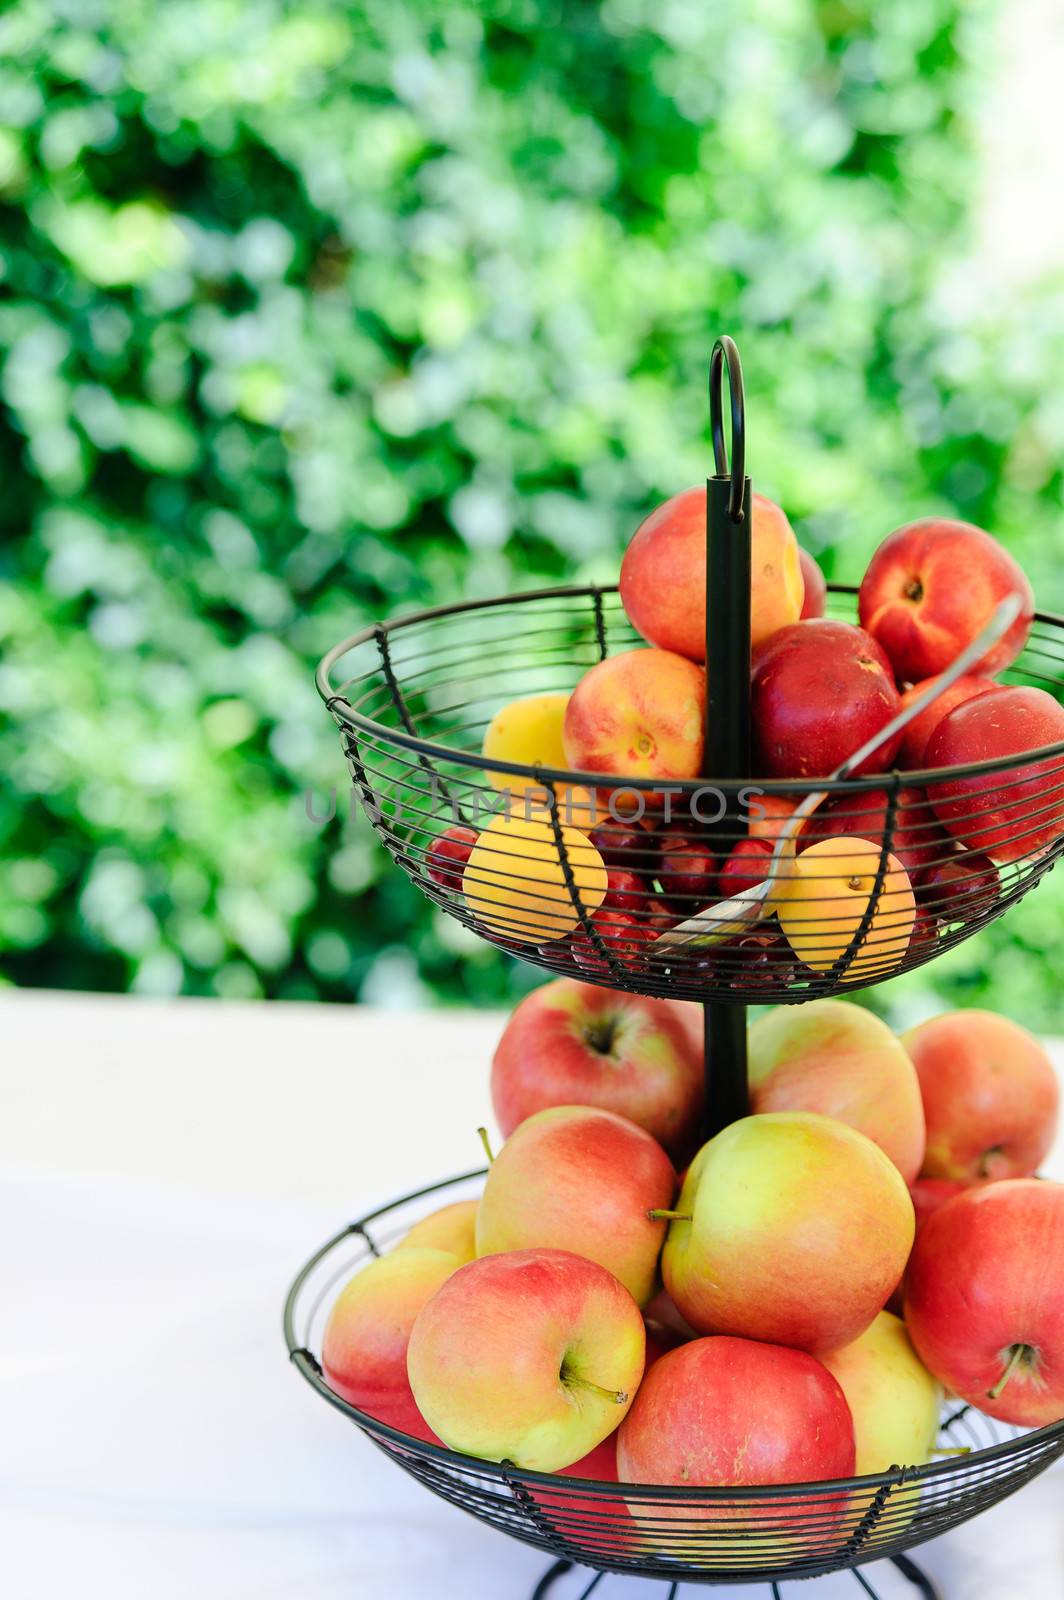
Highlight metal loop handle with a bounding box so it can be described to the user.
[709,334,746,523]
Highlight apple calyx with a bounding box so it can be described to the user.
[987,1342,1036,1401]
[476,1126,495,1165]
[581,1014,621,1057]
[563,1372,629,1405]
[977,1144,1005,1178]
[647,1208,691,1222]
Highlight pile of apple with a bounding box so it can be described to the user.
[426,495,1064,981]
[321,978,1063,1544]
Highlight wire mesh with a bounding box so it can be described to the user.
[317,584,1064,1003]
[284,1173,1064,1587]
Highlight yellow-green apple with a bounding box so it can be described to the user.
[924,686,1064,864]
[904,1180,1064,1426]
[397,1200,478,1264]
[799,547,827,619]
[322,1247,460,1441]
[821,1312,942,1476]
[562,648,705,787]
[858,518,1033,682]
[661,1112,915,1354]
[619,487,804,660]
[751,620,902,778]
[490,979,704,1159]
[896,675,997,770]
[407,1247,645,1470]
[616,1336,855,1551]
[525,1325,672,1553]
[902,1010,1059,1180]
[748,1000,926,1183]
[476,1106,676,1305]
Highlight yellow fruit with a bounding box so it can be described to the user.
[462,811,608,943]
[821,1311,942,1477]
[396,1200,478,1265]
[774,836,915,982]
[482,693,571,792]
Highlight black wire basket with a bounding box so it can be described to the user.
[316,583,1064,1004]
[285,1171,1064,1591]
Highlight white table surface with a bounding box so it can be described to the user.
[2,988,1062,1600]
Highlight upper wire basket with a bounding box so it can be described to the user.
[285,1171,1064,1587]
[317,583,1064,1004]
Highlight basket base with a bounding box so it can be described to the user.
[529,1553,942,1600]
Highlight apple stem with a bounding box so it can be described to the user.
[647,1208,691,1222]
[987,1343,1028,1401]
[566,1374,629,1405]
[476,1126,495,1165]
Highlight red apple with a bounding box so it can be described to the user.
[915,849,999,925]
[322,1247,459,1442]
[799,785,948,877]
[885,1177,976,1314]
[493,981,704,1158]
[657,832,718,912]
[924,686,1064,864]
[904,1180,1064,1426]
[859,518,1033,683]
[896,675,998,769]
[616,1336,855,1539]
[620,488,804,660]
[908,903,940,959]
[662,1112,915,1354]
[751,620,902,779]
[799,547,827,619]
[407,1247,646,1469]
[563,649,706,787]
[475,1106,676,1305]
[902,1010,1059,1181]
[426,825,478,891]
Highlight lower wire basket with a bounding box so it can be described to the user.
[284,1171,1064,1588]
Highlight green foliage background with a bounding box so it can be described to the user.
[2,0,1062,1026]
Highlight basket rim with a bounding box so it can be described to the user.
[283,1169,1064,1503]
[315,582,1064,794]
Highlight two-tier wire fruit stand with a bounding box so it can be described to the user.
[286,339,1064,1599]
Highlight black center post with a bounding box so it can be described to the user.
[702,336,752,1136]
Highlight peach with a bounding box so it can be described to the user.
[924,685,1064,864]
[322,1247,459,1441]
[799,547,827,618]
[563,649,705,787]
[748,999,926,1183]
[859,518,1033,683]
[462,811,607,943]
[902,1010,1059,1181]
[896,675,998,769]
[751,620,902,778]
[475,1105,676,1306]
[619,488,803,660]
[490,980,704,1159]
[773,837,916,982]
